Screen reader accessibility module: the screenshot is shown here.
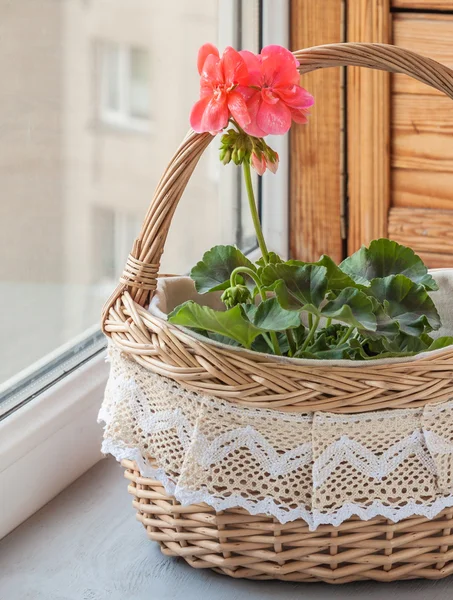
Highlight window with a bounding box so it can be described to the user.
[0,0,288,536]
[99,43,151,131]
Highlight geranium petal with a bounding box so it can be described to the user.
[201,93,229,133]
[227,91,251,128]
[261,45,300,87]
[257,98,292,135]
[277,85,314,109]
[222,46,249,86]
[190,96,211,132]
[242,92,267,137]
[197,43,219,75]
[289,106,310,125]
[239,50,262,86]
[201,53,223,85]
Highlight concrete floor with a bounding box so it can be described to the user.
[1,458,453,600]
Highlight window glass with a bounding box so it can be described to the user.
[129,47,150,119]
[0,0,260,390]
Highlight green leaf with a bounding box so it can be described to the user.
[203,332,242,347]
[339,239,438,291]
[294,341,354,360]
[191,245,256,293]
[260,263,328,311]
[428,336,453,351]
[368,275,441,337]
[242,298,301,331]
[256,252,283,267]
[288,255,357,291]
[168,301,261,348]
[251,331,294,355]
[363,332,432,356]
[321,287,377,331]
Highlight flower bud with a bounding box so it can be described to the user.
[231,148,240,165]
[221,284,252,308]
[266,151,279,174]
[221,149,232,165]
[250,150,267,176]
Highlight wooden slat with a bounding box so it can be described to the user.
[392,0,453,9]
[391,15,453,214]
[289,0,343,263]
[347,0,391,253]
[392,94,453,172]
[393,14,453,96]
[388,207,453,255]
[418,252,453,269]
[393,169,453,210]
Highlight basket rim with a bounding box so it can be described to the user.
[147,271,453,371]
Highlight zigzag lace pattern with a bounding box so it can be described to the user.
[100,345,453,530]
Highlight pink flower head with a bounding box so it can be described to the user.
[190,44,251,134]
[239,45,314,136]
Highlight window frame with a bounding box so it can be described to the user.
[0,0,289,540]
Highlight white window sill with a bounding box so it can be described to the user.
[1,457,453,598]
[0,350,108,540]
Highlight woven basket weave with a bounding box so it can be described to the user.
[101,43,453,584]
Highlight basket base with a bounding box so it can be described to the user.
[122,460,453,584]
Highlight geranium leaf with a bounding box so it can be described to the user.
[288,255,357,291]
[256,252,283,267]
[168,301,261,348]
[339,239,438,291]
[191,245,257,293]
[368,274,441,337]
[251,331,293,355]
[260,263,327,310]
[321,287,377,331]
[428,336,453,351]
[242,298,301,331]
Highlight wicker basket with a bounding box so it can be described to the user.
[101,43,453,584]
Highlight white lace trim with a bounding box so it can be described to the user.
[99,345,453,531]
[102,437,453,529]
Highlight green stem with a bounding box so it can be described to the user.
[230,266,262,293]
[338,326,355,346]
[230,266,281,356]
[286,329,296,357]
[301,316,320,352]
[325,318,332,328]
[308,313,313,329]
[242,160,269,264]
[269,331,282,356]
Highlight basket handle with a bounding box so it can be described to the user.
[102,42,453,322]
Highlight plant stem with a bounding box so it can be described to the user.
[269,331,282,356]
[229,266,281,356]
[338,326,355,346]
[301,316,320,352]
[325,318,332,328]
[286,329,296,357]
[230,266,262,292]
[242,160,269,264]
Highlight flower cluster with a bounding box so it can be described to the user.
[219,129,279,175]
[190,44,313,139]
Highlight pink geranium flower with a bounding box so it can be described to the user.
[239,45,314,136]
[190,44,251,134]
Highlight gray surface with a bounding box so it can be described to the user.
[1,459,453,600]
